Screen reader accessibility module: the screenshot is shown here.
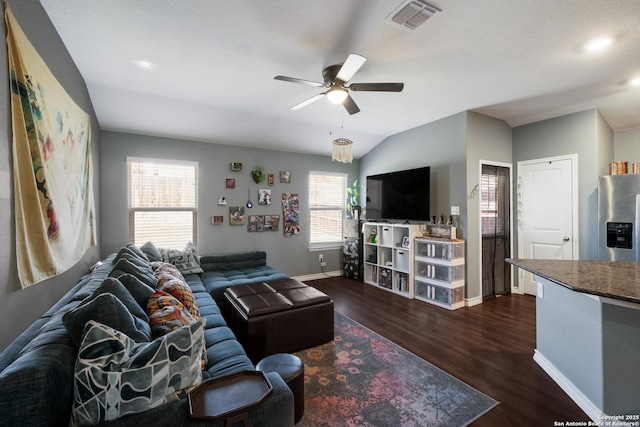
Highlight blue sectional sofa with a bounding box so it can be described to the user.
[0,248,294,427]
[198,251,290,304]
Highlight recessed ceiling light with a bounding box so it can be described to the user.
[134,60,156,70]
[629,76,640,87]
[584,36,613,52]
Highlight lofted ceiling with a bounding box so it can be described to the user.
[39,0,640,159]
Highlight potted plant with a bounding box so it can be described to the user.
[346,179,362,219]
[251,165,266,184]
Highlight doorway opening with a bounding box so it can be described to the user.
[481,164,511,300]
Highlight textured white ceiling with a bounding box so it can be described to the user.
[39,0,640,159]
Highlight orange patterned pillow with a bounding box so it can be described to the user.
[146,290,196,337]
[157,278,201,321]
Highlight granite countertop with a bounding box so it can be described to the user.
[506,258,640,304]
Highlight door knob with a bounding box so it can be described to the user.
[563,236,570,242]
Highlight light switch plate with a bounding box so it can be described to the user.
[451,205,459,215]
[537,281,544,299]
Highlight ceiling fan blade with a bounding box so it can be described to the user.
[348,82,404,92]
[343,94,360,115]
[291,93,325,110]
[274,75,326,88]
[336,54,366,83]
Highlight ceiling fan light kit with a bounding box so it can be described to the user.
[326,87,348,104]
[274,53,404,115]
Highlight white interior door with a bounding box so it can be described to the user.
[518,155,577,295]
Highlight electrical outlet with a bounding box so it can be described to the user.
[537,281,544,299]
[318,254,324,263]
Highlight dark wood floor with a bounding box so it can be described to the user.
[306,276,589,426]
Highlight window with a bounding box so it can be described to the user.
[481,165,509,237]
[309,172,347,247]
[128,157,197,248]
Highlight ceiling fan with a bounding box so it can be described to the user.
[274,53,404,115]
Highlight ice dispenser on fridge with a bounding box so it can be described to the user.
[598,175,640,261]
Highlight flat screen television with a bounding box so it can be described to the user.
[365,166,430,222]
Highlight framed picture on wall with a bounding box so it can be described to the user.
[280,171,291,183]
[231,162,242,171]
[225,178,236,189]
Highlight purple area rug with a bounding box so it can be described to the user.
[295,311,498,426]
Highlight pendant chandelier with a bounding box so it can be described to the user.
[332,137,353,163]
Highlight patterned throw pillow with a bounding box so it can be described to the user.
[146,290,196,337]
[72,320,204,425]
[158,278,201,321]
[163,243,203,274]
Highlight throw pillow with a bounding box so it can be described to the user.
[140,241,162,262]
[146,290,196,338]
[63,293,151,345]
[126,243,149,261]
[72,320,204,426]
[91,277,149,323]
[109,257,156,289]
[157,278,201,321]
[112,273,155,308]
[163,244,203,275]
[152,261,185,283]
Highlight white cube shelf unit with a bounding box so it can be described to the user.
[414,237,466,310]
[363,222,423,298]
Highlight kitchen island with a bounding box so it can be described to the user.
[507,259,640,421]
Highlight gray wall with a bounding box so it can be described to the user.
[614,127,640,162]
[360,112,468,228]
[359,111,513,301]
[0,2,101,350]
[512,109,613,261]
[100,131,359,277]
[465,112,513,300]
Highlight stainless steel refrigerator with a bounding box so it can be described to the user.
[598,174,640,261]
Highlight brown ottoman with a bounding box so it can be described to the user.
[256,353,305,423]
[224,279,334,362]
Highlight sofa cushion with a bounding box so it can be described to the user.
[72,320,204,426]
[140,241,162,262]
[63,293,151,345]
[199,267,290,303]
[92,277,150,322]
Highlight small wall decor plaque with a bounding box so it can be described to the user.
[231,162,242,171]
[225,178,236,189]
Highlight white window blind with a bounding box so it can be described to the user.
[309,172,347,246]
[481,166,508,237]
[128,157,197,248]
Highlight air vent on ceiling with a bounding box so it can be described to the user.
[385,0,440,31]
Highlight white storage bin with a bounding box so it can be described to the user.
[415,280,464,307]
[395,249,410,272]
[415,260,465,284]
[380,226,393,246]
[415,238,465,262]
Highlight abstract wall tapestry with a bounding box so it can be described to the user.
[5,6,96,288]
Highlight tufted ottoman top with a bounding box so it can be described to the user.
[224,279,331,317]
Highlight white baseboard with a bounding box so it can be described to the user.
[533,350,604,422]
[465,296,483,307]
[292,270,343,282]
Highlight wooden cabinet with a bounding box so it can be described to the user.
[362,222,422,298]
[414,237,466,310]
